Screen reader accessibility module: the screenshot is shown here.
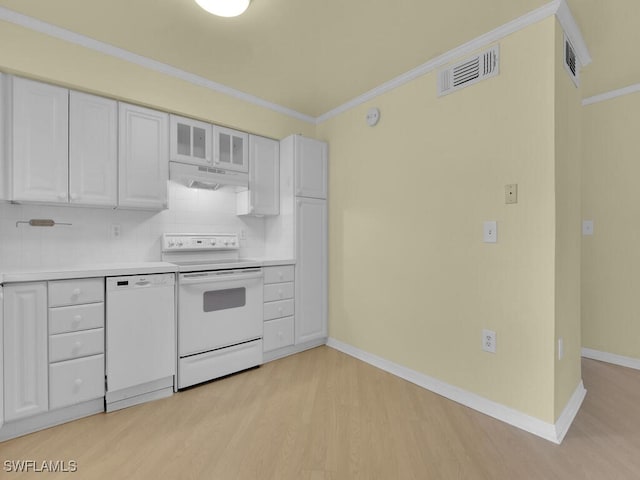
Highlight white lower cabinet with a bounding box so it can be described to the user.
[48,278,105,410]
[3,282,49,422]
[295,197,328,344]
[263,265,295,353]
[1,278,105,435]
[263,317,294,353]
[49,354,105,410]
[49,328,104,363]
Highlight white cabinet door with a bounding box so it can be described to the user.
[0,73,6,201]
[118,103,168,210]
[69,91,117,206]
[170,114,212,166]
[3,282,48,422]
[295,136,327,199]
[295,197,327,344]
[213,125,248,173]
[239,135,279,216]
[12,77,69,203]
[0,286,4,429]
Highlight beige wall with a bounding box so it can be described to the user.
[553,20,583,418]
[0,21,314,140]
[582,92,640,360]
[318,18,562,422]
[0,12,588,424]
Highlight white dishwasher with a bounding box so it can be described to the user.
[105,273,176,412]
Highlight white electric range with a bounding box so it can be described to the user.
[162,233,263,389]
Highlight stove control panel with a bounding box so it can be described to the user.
[162,233,239,252]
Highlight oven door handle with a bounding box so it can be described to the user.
[180,271,263,285]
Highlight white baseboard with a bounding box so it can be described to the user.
[327,337,585,444]
[582,347,640,371]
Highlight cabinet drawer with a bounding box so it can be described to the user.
[49,303,104,334]
[263,316,294,352]
[49,354,105,410]
[264,282,294,302]
[49,328,104,363]
[264,299,294,321]
[49,278,104,307]
[263,265,294,284]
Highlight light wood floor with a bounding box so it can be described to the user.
[2,346,640,479]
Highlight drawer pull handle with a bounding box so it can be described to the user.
[278,289,283,297]
[72,341,83,353]
[278,272,283,279]
[278,307,283,313]
[72,315,82,327]
[73,378,84,392]
[72,288,81,297]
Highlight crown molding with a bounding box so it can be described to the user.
[316,1,565,123]
[317,0,593,123]
[556,0,591,67]
[582,83,640,106]
[0,6,316,125]
[0,1,590,126]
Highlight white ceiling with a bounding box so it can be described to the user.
[0,0,636,117]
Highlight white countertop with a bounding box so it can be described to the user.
[0,259,296,283]
[0,262,179,284]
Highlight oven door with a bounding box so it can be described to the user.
[178,268,263,357]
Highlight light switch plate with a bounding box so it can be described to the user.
[505,184,518,204]
[483,221,497,243]
[582,220,594,236]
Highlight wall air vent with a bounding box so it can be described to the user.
[437,45,499,96]
[564,34,580,87]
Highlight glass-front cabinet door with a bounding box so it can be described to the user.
[213,125,249,173]
[169,114,212,166]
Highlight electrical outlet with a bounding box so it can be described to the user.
[582,220,594,236]
[111,224,121,239]
[482,329,497,353]
[483,221,497,243]
[240,229,247,240]
[505,184,518,204]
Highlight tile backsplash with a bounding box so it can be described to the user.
[0,182,265,270]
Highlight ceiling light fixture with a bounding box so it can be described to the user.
[195,0,251,17]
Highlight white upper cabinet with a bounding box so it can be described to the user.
[295,136,327,199]
[238,135,279,216]
[12,77,69,203]
[170,114,212,166]
[69,91,118,207]
[118,103,169,210]
[213,125,248,173]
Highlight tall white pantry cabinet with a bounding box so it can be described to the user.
[265,135,328,358]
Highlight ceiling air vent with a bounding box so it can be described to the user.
[437,45,499,96]
[564,34,580,87]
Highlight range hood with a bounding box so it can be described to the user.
[169,162,248,190]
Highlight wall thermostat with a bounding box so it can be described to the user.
[366,107,380,127]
